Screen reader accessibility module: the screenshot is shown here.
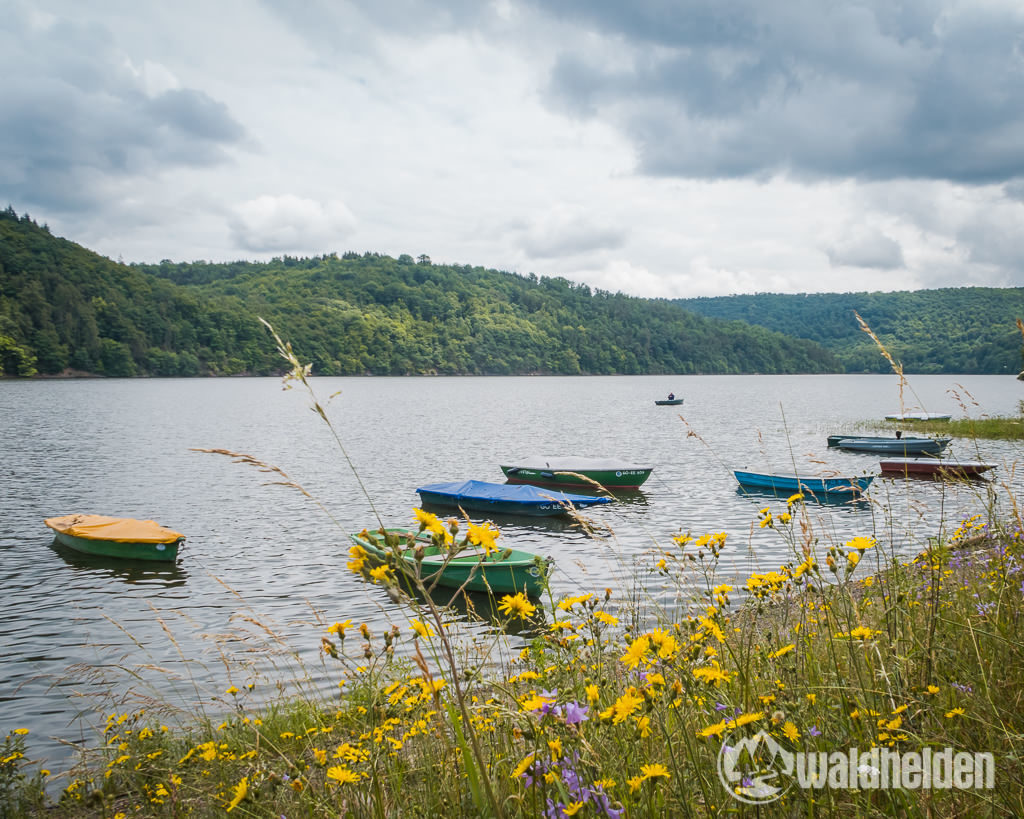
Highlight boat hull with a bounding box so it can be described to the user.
[654,399,684,406]
[884,413,952,421]
[500,464,652,490]
[879,458,995,478]
[836,438,950,455]
[350,528,547,596]
[51,530,182,561]
[734,470,874,496]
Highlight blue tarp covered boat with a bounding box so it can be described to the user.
[416,480,612,517]
[734,471,874,496]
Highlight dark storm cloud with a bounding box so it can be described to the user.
[0,5,245,213]
[526,0,1024,185]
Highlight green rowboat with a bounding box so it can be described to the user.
[349,528,548,597]
[45,514,185,562]
[499,456,653,490]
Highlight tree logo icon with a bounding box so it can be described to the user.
[717,730,795,804]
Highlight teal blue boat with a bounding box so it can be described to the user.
[734,471,874,497]
[349,528,549,596]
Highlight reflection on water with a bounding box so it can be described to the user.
[2,373,1022,778]
[47,539,189,588]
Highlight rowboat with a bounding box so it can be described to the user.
[44,515,184,562]
[884,412,952,421]
[349,528,548,596]
[416,479,611,516]
[499,457,653,489]
[734,470,874,496]
[655,398,684,406]
[831,436,951,455]
[879,458,996,478]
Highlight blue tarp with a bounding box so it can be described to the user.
[416,479,611,510]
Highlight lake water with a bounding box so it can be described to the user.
[2,374,1022,778]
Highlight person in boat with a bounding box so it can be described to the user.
[667,393,675,400]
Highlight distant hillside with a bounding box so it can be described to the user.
[0,207,841,376]
[677,290,1024,374]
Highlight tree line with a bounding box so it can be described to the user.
[1,207,841,377]
[676,290,1024,374]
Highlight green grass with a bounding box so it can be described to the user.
[887,414,1024,440]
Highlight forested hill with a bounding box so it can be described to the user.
[677,290,1024,374]
[0,207,841,377]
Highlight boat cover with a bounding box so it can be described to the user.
[500,456,652,471]
[44,514,185,543]
[417,480,610,506]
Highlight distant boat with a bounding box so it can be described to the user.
[884,412,952,421]
[879,458,996,478]
[831,436,951,455]
[44,514,184,562]
[500,457,653,489]
[349,527,547,596]
[734,470,874,496]
[655,398,684,406]
[416,479,612,517]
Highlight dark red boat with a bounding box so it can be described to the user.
[879,458,996,478]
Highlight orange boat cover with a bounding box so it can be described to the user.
[44,514,185,544]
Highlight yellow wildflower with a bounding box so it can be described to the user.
[693,664,732,685]
[413,508,451,542]
[945,708,965,719]
[225,776,248,813]
[641,763,670,781]
[326,765,361,784]
[410,619,435,639]
[327,620,352,636]
[511,754,535,779]
[369,564,393,584]
[600,688,644,724]
[782,722,800,742]
[563,802,584,816]
[466,519,501,554]
[769,644,795,659]
[498,593,537,619]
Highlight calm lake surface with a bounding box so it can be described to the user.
[2,374,1023,777]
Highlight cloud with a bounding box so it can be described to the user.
[825,226,905,270]
[0,3,245,213]
[518,205,628,259]
[229,195,357,253]
[530,0,1024,185]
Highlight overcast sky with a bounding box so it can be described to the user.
[3,0,1024,298]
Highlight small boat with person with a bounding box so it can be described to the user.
[655,393,684,406]
[734,470,874,497]
[44,514,185,562]
[879,458,996,478]
[349,527,548,596]
[416,479,611,516]
[499,456,653,489]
